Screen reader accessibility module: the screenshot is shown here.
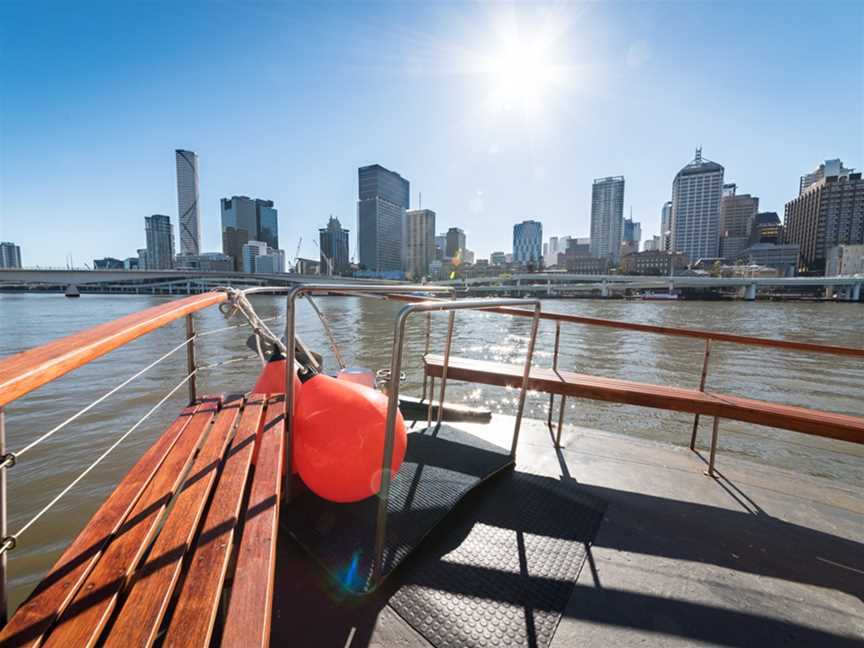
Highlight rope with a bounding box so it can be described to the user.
[304,295,346,369]
[197,354,260,371]
[0,370,197,555]
[195,315,279,339]
[2,336,196,469]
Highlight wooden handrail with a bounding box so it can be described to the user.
[0,292,227,408]
[381,293,864,359]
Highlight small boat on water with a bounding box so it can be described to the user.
[640,290,679,300]
[64,284,80,297]
[0,284,861,648]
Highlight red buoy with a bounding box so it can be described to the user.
[251,354,302,473]
[294,373,407,503]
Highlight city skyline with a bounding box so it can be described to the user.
[1,2,861,266]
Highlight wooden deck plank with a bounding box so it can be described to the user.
[425,354,864,444]
[0,292,227,408]
[0,403,203,648]
[161,395,266,648]
[102,396,242,648]
[221,395,285,648]
[39,398,221,648]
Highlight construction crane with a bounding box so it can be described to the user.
[292,236,302,273]
[312,239,334,276]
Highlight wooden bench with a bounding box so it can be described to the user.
[0,393,285,648]
[424,354,864,446]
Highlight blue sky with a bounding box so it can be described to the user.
[1,1,862,266]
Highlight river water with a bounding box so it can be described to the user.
[1,293,862,609]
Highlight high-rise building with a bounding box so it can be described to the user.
[784,169,863,273]
[242,240,269,273]
[590,176,625,262]
[660,201,672,251]
[144,215,175,269]
[93,257,124,269]
[404,209,436,279]
[750,212,782,245]
[490,251,506,265]
[800,159,853,196]
[513,220,543,265]
[0,241,22,268]
[445,227,466,259]
[357,164,409,273]
[319,216,350,276]
[826,244,864,277]
[670,149,724,262]
[719,185,759,259]
[545,236,571,266]
[254,248,286,274]
[435,233,447,260]
[623,218,642,246]
[221,196,279,271]
[175,149,201,255]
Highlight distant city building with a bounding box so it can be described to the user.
[445,227,466,260]
[671,148,724,262]
[144,214,175,269]
[93,257,124,269]
[660,201,672,251]
[221,196,279,271]
[737,244,800,278]
[462,249,475,264]
[319,216,350,276]
[565,256,609,274]
[800,159,853,196]
[175,252,233,272]
[513,220,543,265]
[403,209,436,278]
[623,217,641,246]
[826,244,864,277]
[590,176,625,262]
[490,251,506,266]
[784,169,863,273]
[504,253,514,264]
[434,233,447,260]
[296,258,321,275]
[254,248,286,274]
[123,257,139,270]
[561,238,592,268]
[175,149,201,255]
[242,240,268,273]
[137,248,148,270]
[620,250,689,276]
[750,212,782,246]
[357,164,409,272]
[719,186,759,260]
[643,235,662,252]
[545,236,571,266]
[0,242,22,268]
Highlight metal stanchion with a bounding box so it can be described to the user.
[689,338,712,451]
[185,314,197,405]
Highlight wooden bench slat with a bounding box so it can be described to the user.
[221,395,284,648]
[425,354,864,444]
[0,403,203,648]
[40,398,221,648]
[102,396,241,648]
[161,395,265,648]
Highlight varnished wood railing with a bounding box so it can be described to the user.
[0,292,227,408]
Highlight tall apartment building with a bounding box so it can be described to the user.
[800,159,853,195]
[404,209,436,279]
[319,216,350,275]
[719,185,759,260]
[221,196,279,271]
[357,164,409,273]
[175,149,201,255]
[590,176,625,262]
[670,149,724,262]
[784,169,864,273]
[660,201,672,251]
[0,241,22,268]
[445,227,466,259]
[513,220,543,264]
[144,215,175,269]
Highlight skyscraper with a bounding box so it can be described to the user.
[144,215,175,269]
[445,227,466,259]
[800,159,853,195]
[784,168,863,273]
[671,149,724,262]
[513,220,543,264]
[660,201,672,251]
[175,149,201,255]
[221,196,280,271]
[319,216,350,275]
[590,176,625,262]
[0,242,22,268]
[404,209,436,279]
[357,164,409,273]
[719,185,759,259]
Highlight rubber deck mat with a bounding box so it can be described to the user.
[389,471,606,648]
[283,424,514,593]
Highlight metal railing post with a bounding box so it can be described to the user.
[706,417,720,477]
[283,286,302,503]
[185,314,197,405]
[511,303,542,459]
[420,312,431,402]
[548,320,561,428]
[0,407,7,627]
[435,312,456,427]
[689,338,711,451]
